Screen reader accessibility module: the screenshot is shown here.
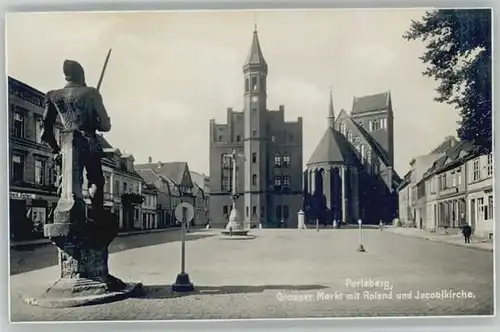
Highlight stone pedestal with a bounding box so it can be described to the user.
[27,131,141,308]
[28,210,142,308]
[225,205,245,231]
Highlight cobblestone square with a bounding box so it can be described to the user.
[10,228,494,322]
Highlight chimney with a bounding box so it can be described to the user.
[157,161,162,169]
[148,156,152,164]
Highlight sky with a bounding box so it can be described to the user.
[6,9,460,177]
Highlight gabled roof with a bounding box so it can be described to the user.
[190,171,209,190]
[137,168,173,194]
[352,92,390,115]
[243,29,267,70]
[135,161,192,187]
[307,128,358,166]
[423,140,479,178]
[137,168,159,185]
[430,136,459,154]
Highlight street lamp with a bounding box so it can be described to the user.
[357,219,366,252]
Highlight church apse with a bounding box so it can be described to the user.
[304,90,399,225]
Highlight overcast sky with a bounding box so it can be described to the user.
[6,9,460,176]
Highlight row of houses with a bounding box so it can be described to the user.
[398,136,493,239]
[8,76,209,241]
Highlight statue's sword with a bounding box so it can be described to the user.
[96,48,112,91]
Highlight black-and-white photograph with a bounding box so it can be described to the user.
[6,8,494,322]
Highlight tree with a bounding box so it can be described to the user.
[403,9,492,154]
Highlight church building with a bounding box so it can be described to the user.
[209,29,303,228]
[303,91,401,225]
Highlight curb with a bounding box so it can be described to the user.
[386,231,493,252]
[10,227,190,248]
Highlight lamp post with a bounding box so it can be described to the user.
[357,219,366,252]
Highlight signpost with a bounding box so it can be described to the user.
[172,202,195,292]
[357,219,366,252]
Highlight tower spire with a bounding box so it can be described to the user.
[243,27,267,72]
[328,88,335,128]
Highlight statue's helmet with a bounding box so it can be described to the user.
[63,60,86,85]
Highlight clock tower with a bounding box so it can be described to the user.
[242,27,268,228]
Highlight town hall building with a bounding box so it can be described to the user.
[303,91,402,225]
[209,29,303,228]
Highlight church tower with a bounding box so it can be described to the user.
[243,27,268,227]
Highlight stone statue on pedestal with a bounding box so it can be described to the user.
[29,59,142,308]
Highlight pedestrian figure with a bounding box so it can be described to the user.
[229,226,233,237]
[333,220,337,229]
[379,220,384,231]
[462,224,472,244]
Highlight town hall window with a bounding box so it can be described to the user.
[252,152,257,163]
[283,153,290,168]
[274,153,281,168]
[252,174,257,186]
[221,154,233,191]
[251,76,258,90]
[283,175,291,187]
[274,176,282,189]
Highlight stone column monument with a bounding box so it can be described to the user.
[225,149,245,231]
[28,58,142,308]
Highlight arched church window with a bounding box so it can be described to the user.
[260,76,266,92]
[380,118,387,129]
[372,158,380,174]
[245,78,250,92]
[372,119,380,131]
[347,130,353,142]
[368,120,373,131]
[366,149,372,164]
[252,174,257,186]
[274,153,281,168]
[340,122,346,135]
